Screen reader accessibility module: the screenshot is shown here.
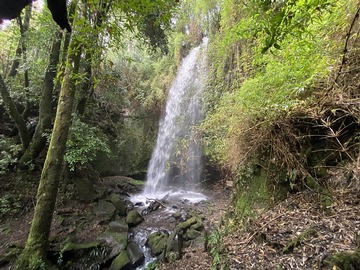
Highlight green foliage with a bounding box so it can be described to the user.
[65,117,111,171]
[0,194,23,219]
[0,135,21,174]
[207,228,229,270]
[201,0,354,168]
[28,256,47,270]
[253,0,335,53]
[113,0,180,52]
[232,165,271,222]
[324,250,360,270]
[114,117,155,174]
[144,260,160,270]
[0,7,56,104]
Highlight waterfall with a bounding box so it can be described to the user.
[143,39,208,197]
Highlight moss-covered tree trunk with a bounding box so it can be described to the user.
[19,7,32,118]
[0,74,30,150]
[76,1,110,116]
[17,24,80,269]
[0,7,32,151]
[76,50,92,116]
[20,30,62,164]
[7,6,31,78]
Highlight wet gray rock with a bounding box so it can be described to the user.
[109,250,130,270]
[126,241,145,268]
[109,220,128,234]
[126,201,135,212]
[98,231,128,259]
[125,209,144,227]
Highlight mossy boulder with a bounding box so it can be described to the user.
[125,210,144,227]
[176,217,197,231]
[74,177,99,202]
[106,194,127,216]
[62,241,99,252]
[172,211,181,219]
[186,228,202,240]
[146,231,169,256]
[93,200,116,219]
[98,231,128,259]
[56,242,110,269]
[105,232,128,248]
[190,219,203,230]
[109,250,131,270]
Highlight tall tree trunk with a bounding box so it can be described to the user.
[76,50,93,116]
[20,11,32,118]
[0,6,32,151]
[0,74,30,150]
[20,1,77,165]
[20,30,62,164]
[76,1,110,116]
[7,6,31,78]
[17,16,81,270]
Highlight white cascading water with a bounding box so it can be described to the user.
[142,38,208,201]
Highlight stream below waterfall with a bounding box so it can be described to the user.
[129,191,210,269]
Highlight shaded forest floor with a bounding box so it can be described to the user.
[158,190,360,270]
[159,173,360,270]
[224,189,360,269]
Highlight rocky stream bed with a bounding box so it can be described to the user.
[0,176,228,270]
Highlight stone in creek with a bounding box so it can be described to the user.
[98,231,128,259]
[125,209,144,227]
[146,231,169,256]
[172,211,181,219]
[109,220,129,234]
[126,241,145,268]
[109,250,130,270]
[105,194,127,216]
[186,228,202,240]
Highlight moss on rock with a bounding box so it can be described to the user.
[146,232,169,256]
[125,210,144,227]
[109,250,131,270]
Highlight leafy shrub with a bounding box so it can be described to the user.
[201,0,353,169]
[0,135,21,175]
[0,194,23,219]
[65,117,111,171]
